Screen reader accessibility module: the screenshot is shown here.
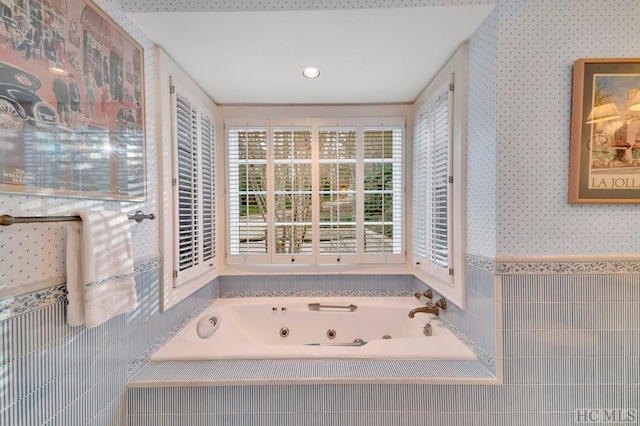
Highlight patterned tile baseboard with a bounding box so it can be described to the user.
[129,359,496,387]
[0,257,161,320]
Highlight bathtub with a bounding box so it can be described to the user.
[151,297,477,361]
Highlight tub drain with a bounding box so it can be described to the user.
[279,327,290,338]
[327,329,337,339]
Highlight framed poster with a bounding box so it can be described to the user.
[0,0,145,200]
[569,58,640,204]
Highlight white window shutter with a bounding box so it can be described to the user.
[201,113,215,263]
[227,125,269,258]
[318,126,357,259]
[412,111,428,262]
[362,125,403,257]
[412,45,467,308]
[413,82,453,285]
[272,126,314,260]
[430,91,452,271]
[227,118,404,265]
[171,77,216,286]
[174,92,199,275]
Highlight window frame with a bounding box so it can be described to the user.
[157,47,219,312]
[225,116,405,267]
[170,76,217,287]
[412,44,467,308]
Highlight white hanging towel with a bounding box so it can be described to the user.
[66,210,137,328]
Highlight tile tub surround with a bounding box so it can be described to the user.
[414,257,498,373]
[133,270,496,387]
[0,259,217,426]
[217,274,415,298]
[127,269,639,426]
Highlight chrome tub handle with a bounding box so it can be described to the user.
[308,303,357,312]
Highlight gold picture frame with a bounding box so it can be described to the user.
[0,0,145,200]
[569,58,640,204]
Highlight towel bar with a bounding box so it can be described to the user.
[0,211,156,226]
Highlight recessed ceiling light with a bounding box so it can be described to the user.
[302,66,321,79]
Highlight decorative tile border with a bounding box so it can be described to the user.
[0,284,67,321]
[219,290,414,298]
[0,257,161,320]
[134,257,162,275]
[127,295,213,377]
[467,254,640,276]
[439,315,495,372]
[495,260,640,275]
[466,254,495,273]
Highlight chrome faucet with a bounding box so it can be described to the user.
[408,298,447,318]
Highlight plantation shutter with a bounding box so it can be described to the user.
[412,110,428,262]
[201,114,215,263]
[413,81,453,284]
[228,124,268,257]
[430,91,451,270]
[171,77,216,286]
[227,117,404,265]
[272,125,314,260]
[175,91,198,274]
[318,126,357,259]
[362,124,403,255]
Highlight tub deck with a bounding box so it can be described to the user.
[129,358,497,387]
[130,296,498,386]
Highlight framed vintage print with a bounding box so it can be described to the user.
[569,58,640,204]
[0,0,145,200]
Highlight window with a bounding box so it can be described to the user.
[170,76,216,286]
[414,84,452,284]
[412,45,466,307]
[227,117,404,265]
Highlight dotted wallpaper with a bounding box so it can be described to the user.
[465,6,498,258]
[495,0,640,255]
[122,0,494,12]
[0,0,159,295]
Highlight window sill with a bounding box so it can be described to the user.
[222,262,411,276]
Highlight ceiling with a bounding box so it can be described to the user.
[126,5,494,105]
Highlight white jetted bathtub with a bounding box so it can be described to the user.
[151,297,476,361]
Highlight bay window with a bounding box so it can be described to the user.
[227,117,404,265]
